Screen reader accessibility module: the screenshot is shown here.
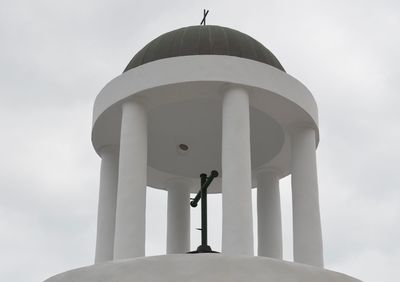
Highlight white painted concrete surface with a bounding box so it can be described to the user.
[91,56,320,192]
[41,31,364,281]
[291,126,324,267]
[95,145,119,263]
[257,169,282,259]
[93,56,318,130]
[44,255,362,282]
[221,87,254,256]
[166,179,191,254]
[113,100,147,259]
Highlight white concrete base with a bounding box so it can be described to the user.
[45,255,361,282]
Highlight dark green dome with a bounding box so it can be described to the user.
[124,25,285,72]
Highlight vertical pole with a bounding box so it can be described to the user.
[257,169,282,259]
[114,99,147,259]
[95,145,119,263]
[166,179,191,254]
[221,86,254,256]
[200,174,207,246]
[291,126,324,267]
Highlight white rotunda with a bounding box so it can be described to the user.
[45,25,361,282]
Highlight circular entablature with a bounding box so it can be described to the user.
[92,55,319,193]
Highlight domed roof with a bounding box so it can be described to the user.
[124,25,285,72]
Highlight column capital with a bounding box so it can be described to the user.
[219,83,252,97]
[287,122,319,148]
[123,96,149,111]
[287,122,316,134]
[98,145,119,157]
[255,166,282,178]
[164,177,193,191]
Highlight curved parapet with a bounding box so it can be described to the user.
[45,254,361,282]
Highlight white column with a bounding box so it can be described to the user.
[114,99,147,259]
[221,86,254,256]
[166,179,191,254]
[95,145,119,263]
[291,126,324,267]
[257,169,282,259]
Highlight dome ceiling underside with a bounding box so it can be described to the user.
[124,25,285,72]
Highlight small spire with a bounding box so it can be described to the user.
[200,9,209,25]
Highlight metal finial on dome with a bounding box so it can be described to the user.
[200,9,209,25]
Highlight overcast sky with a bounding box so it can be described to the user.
[1,0,399,281]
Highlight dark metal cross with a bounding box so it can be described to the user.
[188,170,219,253]
[200,9,209,25]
